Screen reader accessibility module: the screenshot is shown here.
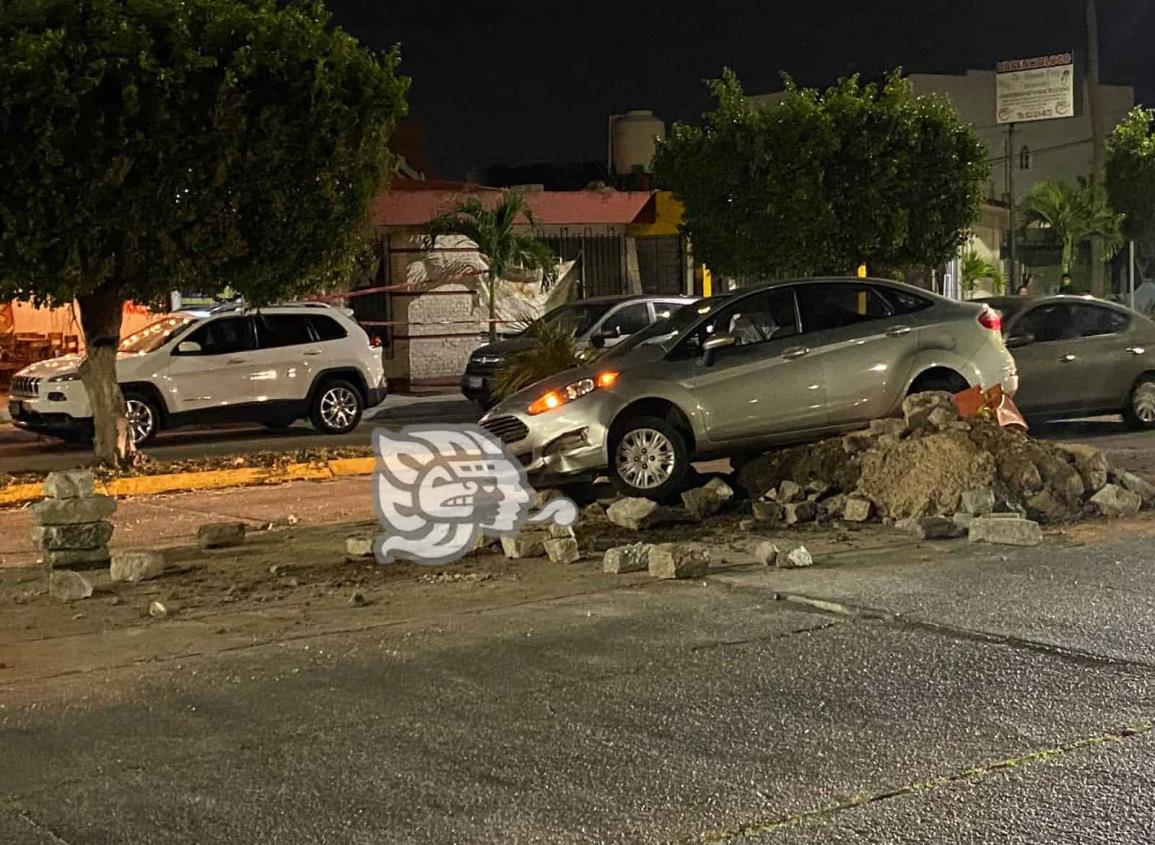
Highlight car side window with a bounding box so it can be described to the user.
[652,301,686,322]
[178,316,256,356]
[797,284,894,332]
[881,287,933,315]
[256,315,313,349]
[309,315,348,342]
[678,289,798,355]
[599,303,650,338]
[1015,304,1072,343]
[1068,304,1128,338]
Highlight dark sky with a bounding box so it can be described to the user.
[328,0,1154,179]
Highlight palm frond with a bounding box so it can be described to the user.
[491,318,577,399]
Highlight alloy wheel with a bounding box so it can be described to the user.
[1133,383,1155,423]
[125,398,155,444]
[320,386,359,430]
[615,427,676,490]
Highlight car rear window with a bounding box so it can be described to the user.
[256,314,312,349]
[309,315,348,341]
[797,283,893,332]
[880,287,933,314]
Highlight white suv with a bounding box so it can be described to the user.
[8,303,388,445]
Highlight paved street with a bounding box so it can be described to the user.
[3,516,1155,843]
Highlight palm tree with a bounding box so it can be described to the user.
[1019,178,1124,275]
[960,250,1006,297]
[426,192,556,342]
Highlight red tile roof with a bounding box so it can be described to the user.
[371,183,657,227]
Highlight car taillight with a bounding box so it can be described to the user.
[370,335,382,348]
[978,306,1002,332]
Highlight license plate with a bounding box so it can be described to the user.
[8,400,22,417]
[466,376,483,389]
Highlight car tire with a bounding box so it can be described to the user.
[609,415,690,501]
[123,392,160,446]
[310,379,363,435]
[1124,376,1155,430]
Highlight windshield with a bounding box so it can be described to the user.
[602,297,726,358]
[119,315,197,354]
[530,302,615,337]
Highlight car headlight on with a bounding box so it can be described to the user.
[527,371,618,416]
[47,373,81,383]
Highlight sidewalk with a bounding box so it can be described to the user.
[0,475,375,568]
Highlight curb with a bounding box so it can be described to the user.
[0,456,377,509]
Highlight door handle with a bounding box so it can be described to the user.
[885,325,912,337]
[1059,353,1077,363]
[303,349,322,357]
[782,346,810,360]
[226,358,248,365]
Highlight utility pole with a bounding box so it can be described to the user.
[1087,0,1107,296]
[1007,122,1017,289]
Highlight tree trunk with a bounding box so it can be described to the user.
[76,286,128,466]
[487,273,497,343]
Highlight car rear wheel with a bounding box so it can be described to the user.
[311,379,363,434]
[908,371,969,395]
[609,415,690,501]
[124,392,159,446]
[1124,377,1155,430]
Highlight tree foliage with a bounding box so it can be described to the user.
[653,69,988,280]
[1107,107,1155,268]
[961,250,1005,296]
[492,318,577,400]
[0,0,408,462]
[1019,178,1123,274]
[426,192,555,342]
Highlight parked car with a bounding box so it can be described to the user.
[8,303,388,445]
[981,294,1155,427]
[461,294,695,410]
[479,277,1017,499]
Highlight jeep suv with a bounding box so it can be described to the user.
[8,303,388,445]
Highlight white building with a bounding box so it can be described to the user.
[750,70,1134,203]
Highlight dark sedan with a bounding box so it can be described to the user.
[983,294,1155,427]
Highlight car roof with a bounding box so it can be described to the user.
[568,293,696,306]
[980,293,1136,313]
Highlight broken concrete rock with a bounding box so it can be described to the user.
[925,405,960,431]
[1055,443,1110,494]
[548,523,576,540]
[196,522,247,550]
[543,536,581,564]
[842,430,876,454]
[703,477,735,503]
[48,570,94,601]
[681,485,724,520]
[1112,469,1155,505]
[648,543,710,579]
[43,469,95,500]
[968,516,1043,546]
[754,541,781,566]
[869,418,906,438]
[751,500,785,523]
[901,516,966,540]
[603,543,652,574]
[44,547,111,570]
[841,496,874,523]
[960,487,996,517]
[346,535,375,558]
[579,503,608,524]
[32,521,114,551]
[31,495,116,526]
[501,528,549,559]
[784,500,817,525]
[902,391,956,430]
[776,480,804,504]
[1090,484,1142,518]
[606,497,678,531]
[781,544,815,568]
[110,550,168,583]
[1025,490,1070,524]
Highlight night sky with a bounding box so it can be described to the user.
[328,0,1154,179]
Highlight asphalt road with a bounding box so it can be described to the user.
[3,527,1155,842]
[3,395,1155,477]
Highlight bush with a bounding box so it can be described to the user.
[492,320,577,399]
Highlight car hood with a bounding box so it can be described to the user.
[490,343,668,413]
[471,336,536,360]
[16,352,141,379]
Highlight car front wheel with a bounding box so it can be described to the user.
[124,392,160,446]
[311,379,363,434]
[1124,376,1155,430]
[609,415,690,501]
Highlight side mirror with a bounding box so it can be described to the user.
[1006,333,1035,349]
[175,340,202,355]
[702,332,737,365]
[590,330,612,349]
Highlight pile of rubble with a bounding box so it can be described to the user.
[735,391,1155,536]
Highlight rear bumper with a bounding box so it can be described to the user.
[460,373,495,408]
[366,386,388,408]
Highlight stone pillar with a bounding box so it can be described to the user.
[31,470,116,571]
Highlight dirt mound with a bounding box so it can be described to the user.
[737,392,1153,524]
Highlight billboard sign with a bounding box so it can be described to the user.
[995,53,1075,124]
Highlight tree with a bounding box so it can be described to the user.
[1107,107,1155,276]
[652,69,987,281]
[1019,179,1123,276]
[492,319,577,400]
[961,250,1005,297]
[0,0,408,464]
[426,193,556,343]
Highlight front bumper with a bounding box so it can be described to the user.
[460,372,495,408]
[479,390,624,485]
